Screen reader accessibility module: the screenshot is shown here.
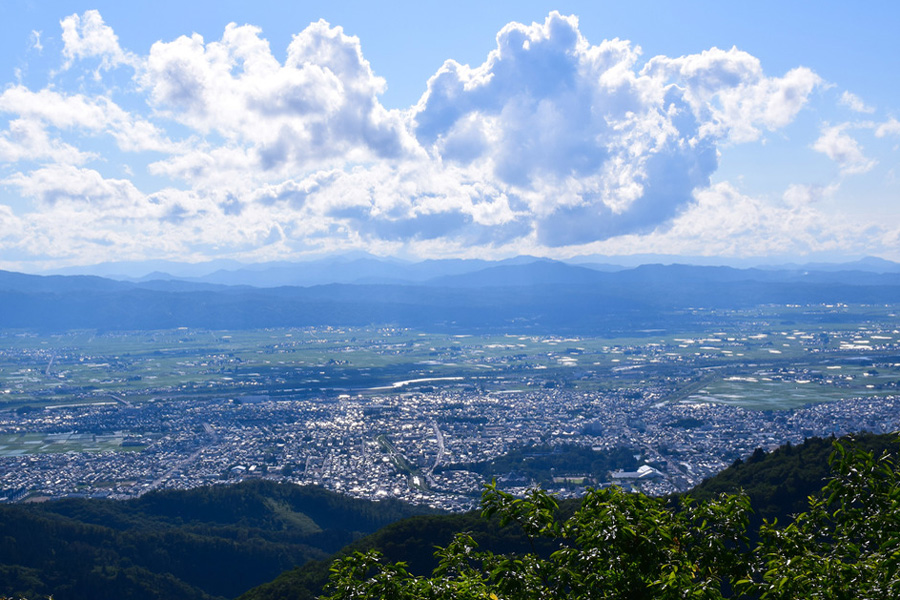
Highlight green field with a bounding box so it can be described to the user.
[689,361,900,411]
[0,303,897,414]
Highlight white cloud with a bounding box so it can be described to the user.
[812,124,877,175]
[876,118,900,138]
[0,86,176,154]
[839,91,874,113]
[0,165,299,264]
[3,10,887,268]
[0,85,110,129]
[148,145,259,190]
[642,47,821,142]
[139,20,416,176]
[579,181,886,259]
[0,203,24,240]
[0,118,95,164]
[60,10,135,72]
[410,13,820,246]
[782,182,838,206]
[3,164,145,208]
[30,31,43,53]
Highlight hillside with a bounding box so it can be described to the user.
[0,480,435,600]
[688,434,897,525]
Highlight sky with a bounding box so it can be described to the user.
[0,0,898,271]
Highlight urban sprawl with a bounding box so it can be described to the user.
[1,309,899,511]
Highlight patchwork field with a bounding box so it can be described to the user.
[0,303,896,419]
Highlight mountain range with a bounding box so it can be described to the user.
[41,255,900,288]
[2,257,900,333]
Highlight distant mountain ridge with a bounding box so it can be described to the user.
[2,259,900,333]
[12,258,900,293]
[40,255,900,287]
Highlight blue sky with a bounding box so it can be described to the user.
[0,1,898,270]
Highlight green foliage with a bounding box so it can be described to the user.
[241,509,543,600]
[323,436,900,600]
[324,482,752,599]
[747,440,900,599]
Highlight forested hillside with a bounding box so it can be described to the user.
[0,480,434,599]
[689,434,895,525]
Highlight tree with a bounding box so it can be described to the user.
[746,440,900,599]
[324,484,752,599]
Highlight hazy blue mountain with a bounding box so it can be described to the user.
[3,260,900,333]
[137,256,548,287]
[567,253,900,271]
[424,259,608,287]
[0,270,132,293]
[567,261,630,272]
[37,254,900,287]
[767,256,900,274]
[421,261,900,288]
[46,258,247,280]
[0,270,234,294]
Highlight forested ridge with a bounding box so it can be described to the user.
[0,480,435,599]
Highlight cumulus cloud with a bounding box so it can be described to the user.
[3,164,145,208]
[0,86,175,154]
[60,10,135,71]
[148,145,260,191]
[782,182,838,206]
[311,162,531,246]
[0,164,301,265]
[410,12,816,246]
[0,118,95,164]
[2,10,876,268]
[139,20,416,174]
[642,47,821,142]
[0,85,112,129]
[581,182,885,259]
[813,124,877,175]
[839,91,874,114]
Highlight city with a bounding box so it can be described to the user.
[2,303,898,511]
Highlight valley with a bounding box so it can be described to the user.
[2,302,898,509]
